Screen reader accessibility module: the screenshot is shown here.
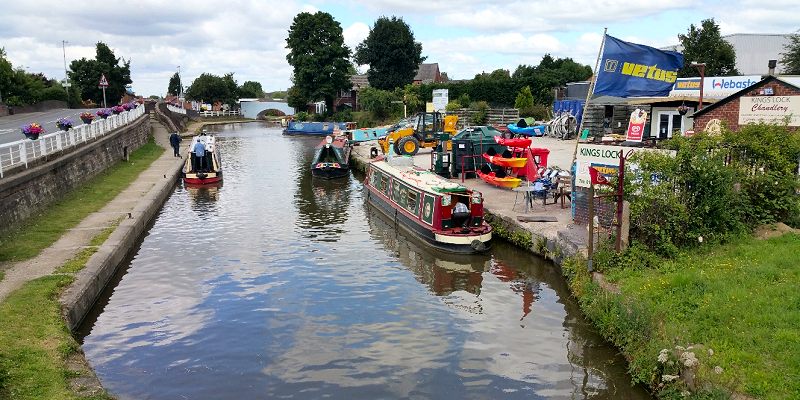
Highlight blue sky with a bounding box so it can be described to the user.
[1,0,797,97]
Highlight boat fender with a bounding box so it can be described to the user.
[471,240,487,252]
[370,147,379,159]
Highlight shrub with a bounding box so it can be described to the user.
[445,101,462,112]
[469,100,489,125]
[294,111,309,121]
[330,109,353,123]
[519,104,549,120]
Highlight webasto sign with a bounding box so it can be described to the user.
[670,75,761,99]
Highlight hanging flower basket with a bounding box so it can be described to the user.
[21,123,44,140]
[56,117,74,131]
[80,112,95,124]
[677,105,690,115]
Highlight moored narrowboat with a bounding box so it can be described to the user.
[311,135,352,179]
[364,156,492,254]
[284,121,354,136]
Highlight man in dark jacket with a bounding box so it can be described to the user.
[169,132,182,157]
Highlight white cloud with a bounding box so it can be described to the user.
[343,22,370,52]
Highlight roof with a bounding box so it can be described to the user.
[662,33,793,75]
[350,74,369,90]
[691,75,800,118]
[413,63,440,83]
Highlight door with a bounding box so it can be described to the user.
[656,111,684,139]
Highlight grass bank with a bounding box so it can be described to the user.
[562,233,800,399]
[0,137,163,263]
[0,227,116,400]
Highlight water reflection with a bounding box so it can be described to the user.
[79,124,650,400]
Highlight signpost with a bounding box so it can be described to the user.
[432,89,448,112]
[99,74,109,108]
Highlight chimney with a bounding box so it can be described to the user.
[768,59,777,76]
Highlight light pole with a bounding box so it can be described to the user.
[62,40,70,94]
[690,61,706,110]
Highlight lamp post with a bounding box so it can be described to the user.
[62,40,70,94]
[690,62,706,110]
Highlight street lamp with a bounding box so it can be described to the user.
[690,61,706,110]
[62,40,69,94]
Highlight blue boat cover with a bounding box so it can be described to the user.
[552,100,584,126]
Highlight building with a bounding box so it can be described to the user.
[662,33,793,75]
[692,75,800,132]
[413,63,443,84]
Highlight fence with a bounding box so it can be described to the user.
[198,110,241,117]
[167,104,187,115]
[450,108,519,129]
[0,106,146,178]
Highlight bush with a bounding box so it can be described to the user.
[330,109,353,123]
[519,104,549,119]
[445,101,462,112]
[294,111,309,121]
[469,101,489,125]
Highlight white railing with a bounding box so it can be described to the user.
[167,104,187,115]
[199,110,240,117]
[0,106,146,178]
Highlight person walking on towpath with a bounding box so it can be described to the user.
[169,132,182,157]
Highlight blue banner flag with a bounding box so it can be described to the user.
[594,35,684,98]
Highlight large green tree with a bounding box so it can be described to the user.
[354,16,424,90]
[677,19,738,77]
[185,73,238,105]
[238,80,264,98]
[167,72,181,96]
[69,42,132,106]
[286,11,352,113]
[780,31,800,75]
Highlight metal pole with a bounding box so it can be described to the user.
[587,182,595,272]
[62,40,69,93]
[102,86,107,108]
[698,65,705,110]
[572,28,608,165]
[615,150,625,251]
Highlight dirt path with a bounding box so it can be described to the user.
[0,117,182,303]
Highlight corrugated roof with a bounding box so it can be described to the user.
[662,33,793,75]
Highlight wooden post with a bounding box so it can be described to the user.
[587,183,595,272]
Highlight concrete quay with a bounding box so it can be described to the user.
[348,136,590,264]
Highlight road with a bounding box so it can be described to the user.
[0,108,102,146]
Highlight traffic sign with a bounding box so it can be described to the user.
[99,74,109,87]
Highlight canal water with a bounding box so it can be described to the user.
[79,123,649,399]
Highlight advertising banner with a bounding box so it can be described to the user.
[625,109,648,141]
[594,35,684,98]
[432,89,448,112]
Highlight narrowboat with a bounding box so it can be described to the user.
[283,121,354,136]
[344,125,390,143]
[311,135,352,179]
[364,155,492,254]
[183,134,222,185]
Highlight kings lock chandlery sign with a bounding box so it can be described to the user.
[739,96,800,126]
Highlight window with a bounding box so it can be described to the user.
[656,111,684,139]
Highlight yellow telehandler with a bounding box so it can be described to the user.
[378,111,458,156]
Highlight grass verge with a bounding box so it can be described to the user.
[0,137,164,262]
[563,233,800,399]
[0,226,117,400]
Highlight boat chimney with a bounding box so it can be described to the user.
[768,59,777,76]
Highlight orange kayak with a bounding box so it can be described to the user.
[476,170,522,189]
[482,153,527,168]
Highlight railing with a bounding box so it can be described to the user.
[198,110,241,117]
[167,104,187,115]
[0,106,146,178]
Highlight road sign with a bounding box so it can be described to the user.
[99,74,109,87]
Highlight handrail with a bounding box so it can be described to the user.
[166,104,187,115]
[198,110,241,117]
[0,106,146,178]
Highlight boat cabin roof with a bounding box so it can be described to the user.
[371,159,467,195]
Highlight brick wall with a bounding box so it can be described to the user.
[0,115,151,229]
[694,80,800,132]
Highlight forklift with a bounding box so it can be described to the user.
[378,111,458,156]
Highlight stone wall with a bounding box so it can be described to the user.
[0,115,151,229]
[694,79,800,132]
[7,100,68,115]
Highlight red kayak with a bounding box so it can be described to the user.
[476,170,522,189]
[494,136,531,148]
[482,153,527,168]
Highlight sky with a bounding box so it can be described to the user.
[1,0,798,97]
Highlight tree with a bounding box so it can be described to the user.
[168,72,181,96]
[185,73,236,105]
[780,31,800,75]
[69,42,132,105]
[515,86,534,110]
[286,11,352,113]
[354,16,424,90]
[358,86,398,119]
[239,80,264,98]
[286,86,307,110]
[677,19,738,77]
